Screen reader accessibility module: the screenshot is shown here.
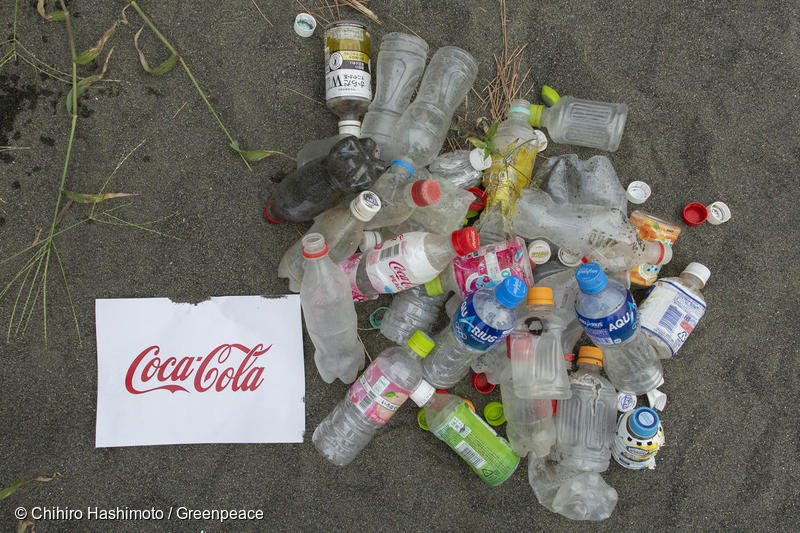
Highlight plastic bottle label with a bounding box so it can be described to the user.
[451,237,532,298]
[348,362,410,425]
[611,413,664,470]
[324,23,371,102]
[629,212,682,287]
[639,280,706,356]
[365,233,438,294]
[482,145,536,219]
[452,296,512,351]
[575,291,639,345]
[431,402,519,486]
[339,253,374,302]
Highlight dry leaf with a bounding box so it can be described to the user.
[66,48,113,114]
[36,0,65,21]
[64,191,138,204]
[0,473,59,501]
[75,21,118,65]
[134,26,178,76]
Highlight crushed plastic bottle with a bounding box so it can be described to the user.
[537,154,627,213]
[295,120,364,169]
[427,150,484,189]
[300,233,365,384]
[388,175,475,236]
[369,175,442,229]
[312,331,435,465]
[379,285,448,345]
[470,339,509,385]
[574,263,664,394]
[499,367,557,458]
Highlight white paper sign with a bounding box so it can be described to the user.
[95,296,305,447]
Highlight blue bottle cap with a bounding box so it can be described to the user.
[494,276,528,308]
[575,262,608,294]
[628,407,659,438]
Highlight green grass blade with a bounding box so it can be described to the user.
[52,243,80,343]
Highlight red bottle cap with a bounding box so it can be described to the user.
[552,399,558,415]
[471,372,495,394]
[263,201,285,224]
[451,227,480,256]
[410,179,441,207]
[435,388,449,394]
[682,202,708,226]
[467,187,487,212]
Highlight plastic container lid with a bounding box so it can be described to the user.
[494,276,528,308]
[411,179,441,207]
[467,187,487,212]
[557,248,583,267]
[617,392,637,413]
[533,129,548,152]
[575,263,608,294]
[407,330,435,358]
[526,286,554,306]
[451,227,480,256]
[707,201,731,225]
[626,181,651,204]
[471,372,495,394]
[528,240,552,265]
[293,13,317,37]
[541,85,561,106]
[577,345,603,367]
[410,380,436,407]
[350,191,382,222]
[417,408,429,430]
[469,148,493,171]
[359,231,382,252]
[484,402,506,426]
[682,202,708,226]
[683,262,711,286]
[424,276,444,296]
[628,407,660,438]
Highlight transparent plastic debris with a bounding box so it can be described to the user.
[536,154,627,213]
[427,150,484,189]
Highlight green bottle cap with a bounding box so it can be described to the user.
[484,402,506,426]
[417,408,429,431]
[407,330,435,357]
[541,85,561,106]
[424,277,444,296]
[529,105,544,127]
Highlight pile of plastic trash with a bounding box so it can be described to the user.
[268,18,729,521]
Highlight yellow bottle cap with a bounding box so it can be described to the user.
[529,104,544,127]
[577,346,603,367]
[407,330,435,357]
[527,286,554,306]
[417,408,429,431]
[424,277,444,296]
[541,85,561,106]
[484,402,506,426]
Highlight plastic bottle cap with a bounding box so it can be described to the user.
[301,233,328,258]
[494,276,528,308]
[469,148,492,171]
[483,402,506,426]
[575,263,608,294]
[557,248,583,267]
[411,179,441,207]
[577,345,603,367]
[647,388,668,411]
[417,408,429,430]
[682,202,708,226]
[528,240,552,265]
[526,286,554,306]
[359,231,382,252]
[350,191,382,222]
[706,201,731,225]
[407,330,435,358]
[293,13,317,37]
[659,242,673,265]
[338,120,361,137]
[541,85,561,106]
[617,392,637,412]
[533,129,548,152]
[528,105,544,127]
[467,187,487,212]
[683,262,711,286]
[629,407,660,438]
[626,181,651,204]
[424,277,444,296]
[471,372,495,394]
[410,380,436,407]
[451,227,480,256]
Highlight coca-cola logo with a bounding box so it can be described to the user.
[125,343,270,394]
[387,261,413,289]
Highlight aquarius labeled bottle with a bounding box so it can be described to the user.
[379,285,448,346]
[639,262,710,359]
[279,191,381,292]
[422,276,527,388]
[611,407,665,470]
[312,331,435,465]
[300,233,364,384]
[410,381,520,486]
[554,346,617,472]
[574,263,663,394]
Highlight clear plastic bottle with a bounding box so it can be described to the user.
[312,331,435,465]
[360,33,429,158]
[470,339,509,384]
[324,21,372,128]
[499,367,557,458]
[574,263,663,394]
[529,95,628,152]
[555,346,618,472]
[379,285,448,346]
[264,136,385,223]
[427,150,484,189]
[341,228,480,301]
[300,233,364,384]
[366,174,442,229]
[410,382,520,486]
[639,262,710,359]
[388,175,474,236]
[512,188,672,272]
[279,191,381,292]
[422,276,528,388]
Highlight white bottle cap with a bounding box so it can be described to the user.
[706,201,731,225]
[533,129,548,152]
[626,181,651,204]
[359,230,383,251]
[294,13,317,37]
[647,388,667,411]
[682,262,711,286]
[557,248,583,267]
[410,380,436,407]
[469,148,493,171]
[527,239,552,265]
[616,392,637,412]
[350,191,381,222]
[338,120,361,137]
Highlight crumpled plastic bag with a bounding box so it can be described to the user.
[535,154,627,213]
[528,455,618,521]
